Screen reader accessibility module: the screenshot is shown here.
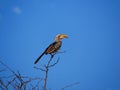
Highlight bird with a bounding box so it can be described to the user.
[34,34,68,64]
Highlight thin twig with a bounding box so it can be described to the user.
[0,61,42,89]
[34,53,60,90]
[61,82,80,90]
[48,57,60,68]
[34,66,46,72]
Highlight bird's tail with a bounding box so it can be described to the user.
[34,52,45,64]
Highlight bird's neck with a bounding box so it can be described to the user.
[54,36,61,42]
[54,39,61,42]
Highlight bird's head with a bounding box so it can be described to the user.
[55,34,68,41]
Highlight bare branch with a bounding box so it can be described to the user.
[0,78,6,89]
[0,61,42,90]
[48,57,60,68]
[34,66,46,72]
[6,77,16,88]
[43,53,58,90]
[61,82,80,90]
[30,78,42,90]
[0,61,17,78]
[25,77,43,84]
[34,53,60,90]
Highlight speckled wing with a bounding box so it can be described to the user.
[34,41,62,64]
[45,41,62,54]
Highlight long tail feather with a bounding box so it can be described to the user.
[34,52,45,64]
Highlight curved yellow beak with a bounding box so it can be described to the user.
[59,34,68,39]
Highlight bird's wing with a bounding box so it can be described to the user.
[34,41,62,64]
[45,41,62,54]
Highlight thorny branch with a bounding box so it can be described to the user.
[0,52,80,90]
[0,61,42,90]
[34,53,60,90]
[43,54,60,90]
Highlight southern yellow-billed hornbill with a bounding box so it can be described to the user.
[34,34,68,64]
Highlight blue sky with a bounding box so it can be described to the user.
[0,0,120,90]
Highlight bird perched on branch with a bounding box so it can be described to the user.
[34,34,68,64]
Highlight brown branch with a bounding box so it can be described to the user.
[25,77,43,84]
[48,57,60,68]
[34,66,46,72]
[43,54,54,90]
[0,61,18,79]
[6,77,16,88]
[43,53,59,90]
[0,61,43,90]
[30,78,41,90]
[0,78,6,90]
[34,53,60,90]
